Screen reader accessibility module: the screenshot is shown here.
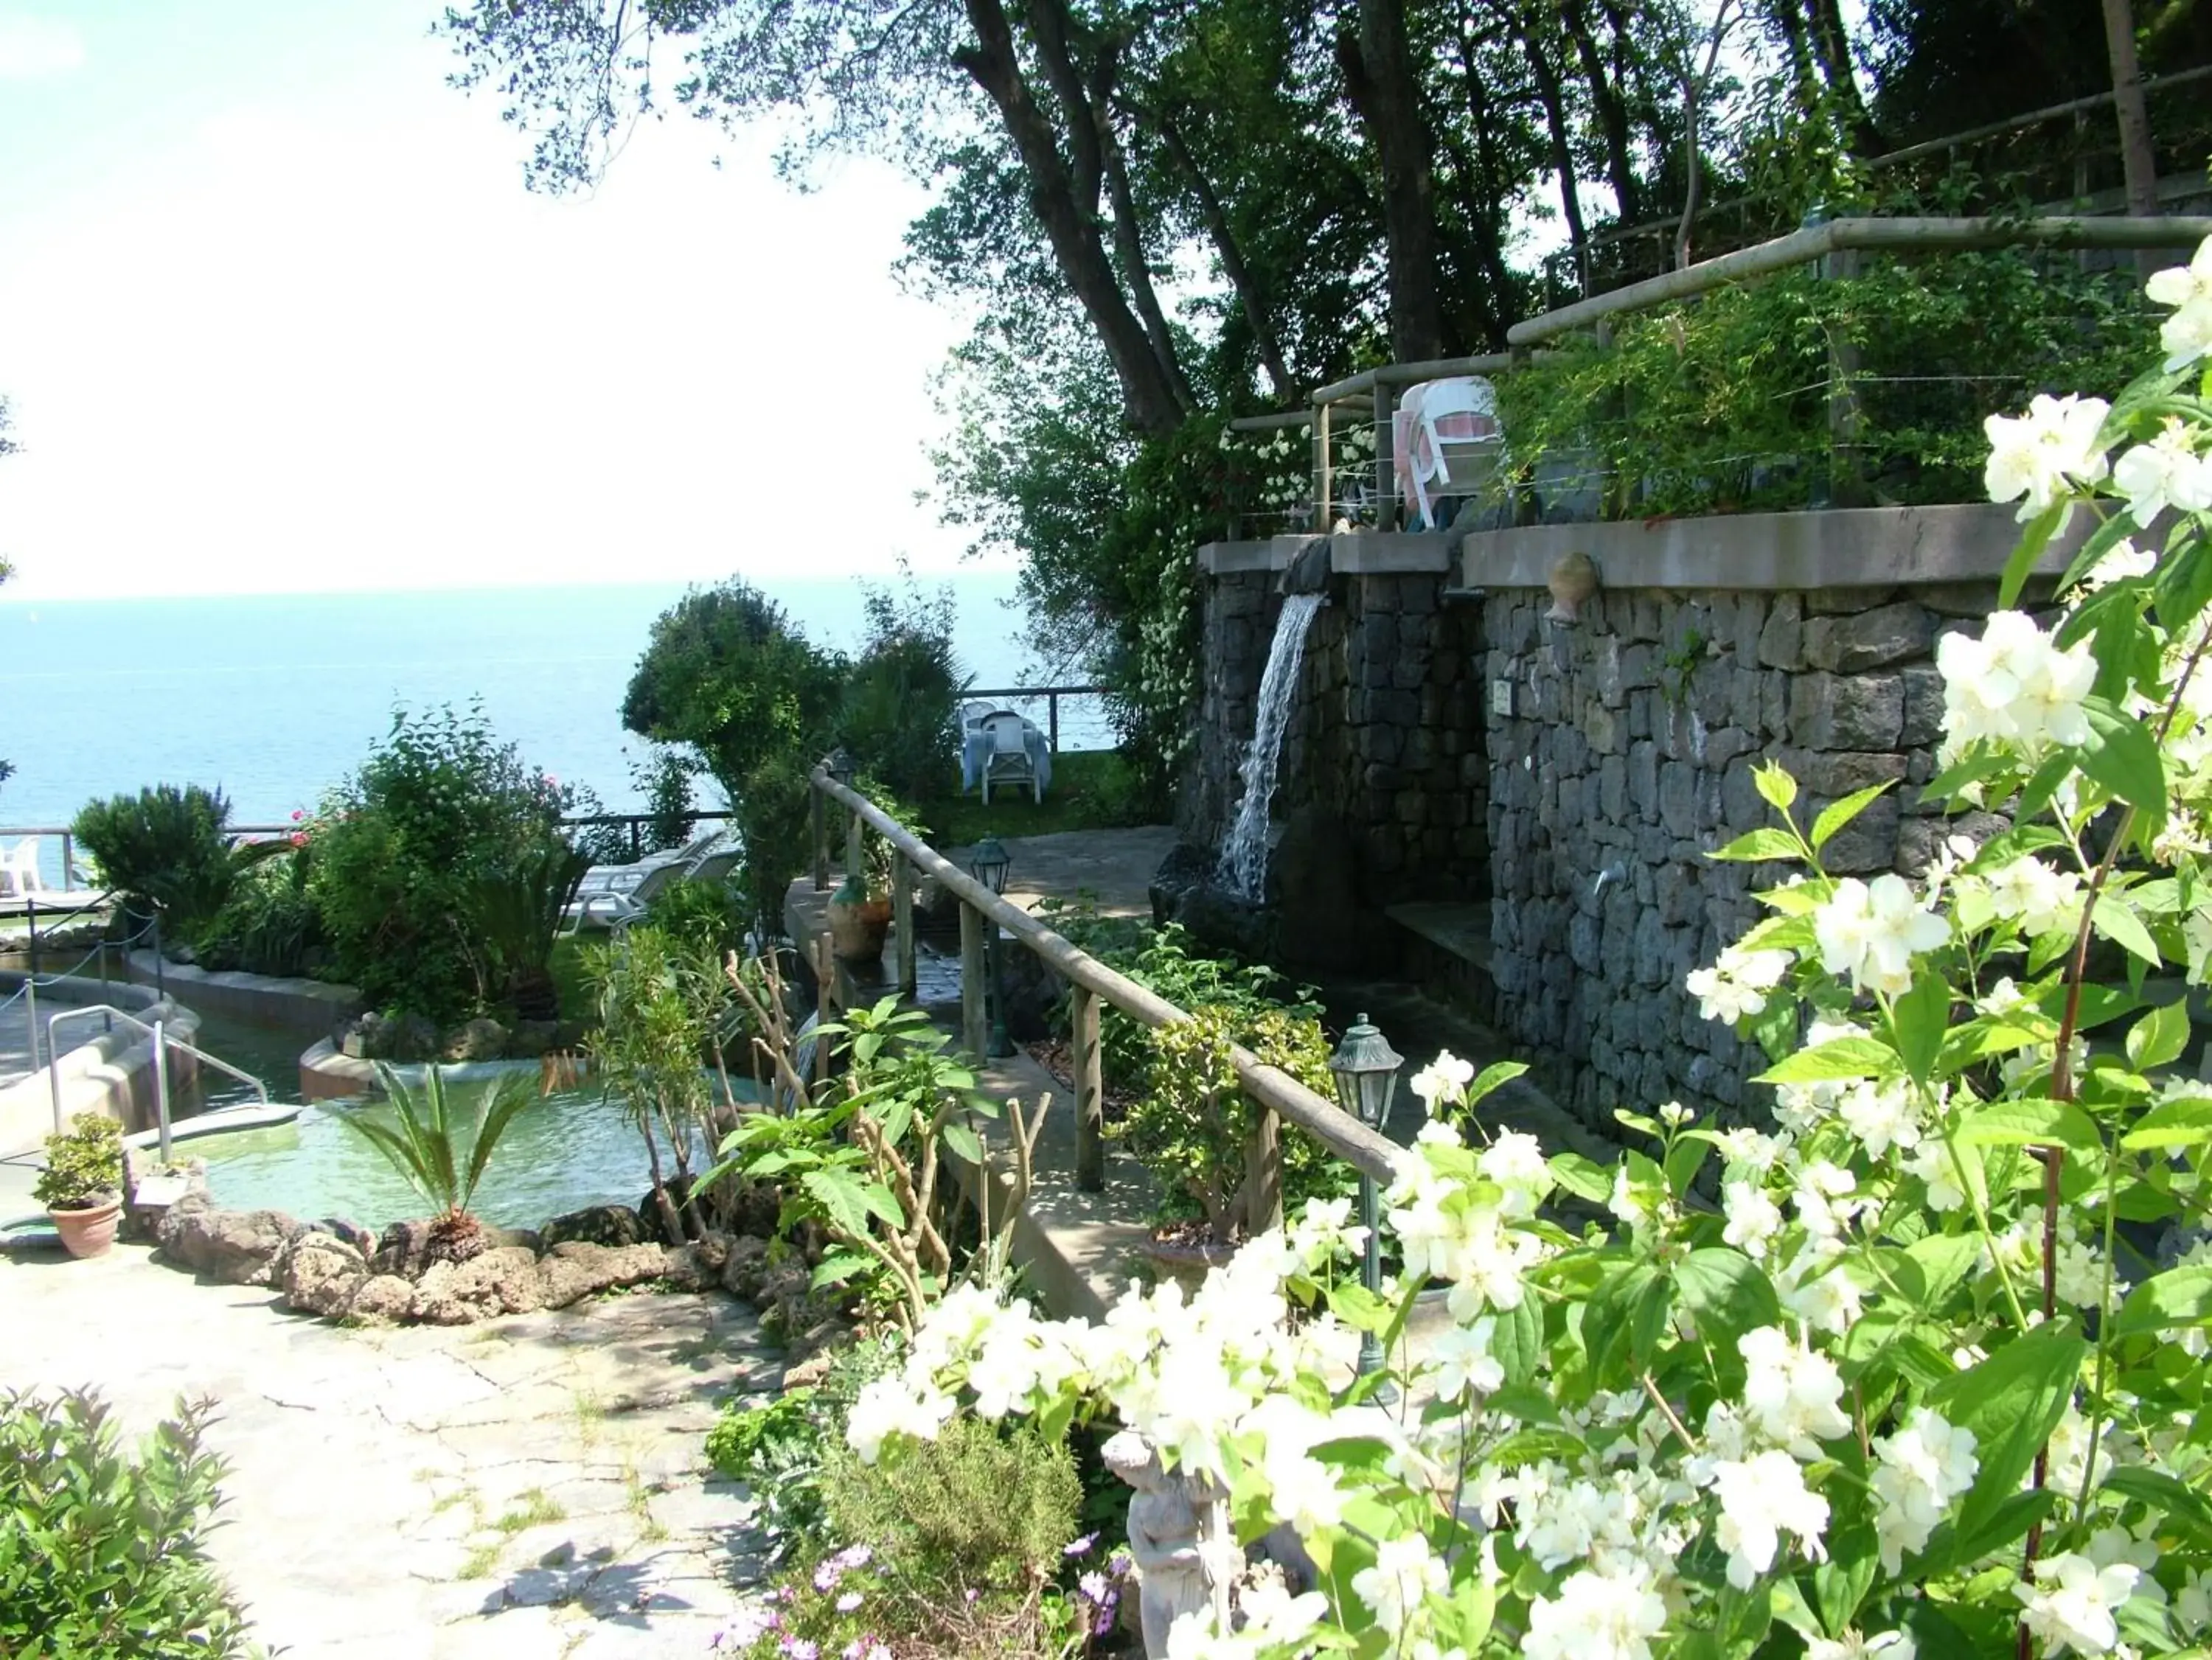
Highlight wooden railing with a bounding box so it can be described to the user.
[1227,212,2212,537]
[807,764,1397,1205]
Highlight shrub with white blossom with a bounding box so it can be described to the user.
[850,242,2212,1660]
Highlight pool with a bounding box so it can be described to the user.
[175,1014,702,1230]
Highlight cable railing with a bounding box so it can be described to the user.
[807,764,1397,1213]
[1,903,164,1074]
[1222,212,2212,540]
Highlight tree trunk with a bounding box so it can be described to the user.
[1804,0,1881,155]
[2101,0,2160,219]
[1158,113,1295,398]
[1559,0,1640,225]
[1100,125,1194,412]
[1674,1,1736,271]
[1341,0,1447,362]
[1520,19,1589,287]
[956,0,1187,435]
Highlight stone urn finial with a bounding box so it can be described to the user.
[1545,551,1599,623]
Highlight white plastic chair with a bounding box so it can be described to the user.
[0,839,41,899]
[1397,377,1502,529]
[979,711,1040,805]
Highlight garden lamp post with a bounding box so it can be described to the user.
[825,747,860,881]
[1329,1012,1404,1392]
[824,747,856,789]
[969,836,1015,1058]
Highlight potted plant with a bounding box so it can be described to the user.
[36,1112,127,1259]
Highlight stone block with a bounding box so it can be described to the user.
[1815,795,1902,875]
[1805,585,1898,613]
[1757,593,1804,670]
[1658,762,1697,837]
[1731,593,1769,663]
[1790,672,1903,750]
[1802,601,1935,673]
[1900,665,1945,747]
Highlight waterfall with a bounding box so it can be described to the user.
[1218,593,1326,900]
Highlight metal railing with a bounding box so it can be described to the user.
[1224,212,2212,538]
[1,903,162,1075]
[967,686,1105,754]
[44,1004,268,1162]
[807,764,1395,1210]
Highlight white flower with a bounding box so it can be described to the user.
[1984,392,2110,520]
[1523,1565,1669,1660]
[2112,417,2212,526]
[1287,1195,1368,1268]
[2015,1550,2141,1656]
[1778,1245,1864,1336]
[2146,235,2212,372]
[1410,1050,1475,1112]
[1715,1126,1785,1173]
[1739,1326,1852,1457]
[1722,1179,1783,1258]
[1711,1448,1830,1588]
[1238,1577,1329,1646]
[2076,534,2156,593]
[1686,944,1794,1024]
[1905,1139,1966,1211]
[1351,1532,1447,1636]
[2175,1567,2212,1636]
[1871,1406,1978,1573]
[1938,610,2098,760]
[1834,1078,1922,1159]
[1429,1317,1503,1399]
[1983,855,2084,939]
[1808,1633,1916,1660]
[845,1374,955,1464]
[1814,873,1948,997]
[1792,1159,1863,1241]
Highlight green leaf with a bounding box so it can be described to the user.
[2057,508,2148,596]
[2090,897,2164,968]
[2079,696,2168,838]
[2115,1266,2212,1336]
[1711,828,1805,863]
[1927,1319,2085,1538]
[2121,1096,2212,1151]
[1467,1060,1528,1106]
[1493,1297,1543,1389]
[1953,1097,2104,1157]
[1755,1036,1897,1085]
[2126,1000,2191,1071]
[1919,1488,2060,1580]
[1904,1233,1984,1312]
[1547,1153,1615,1205]
[1663,1136,1709,1199]
[1753,763,1798,813]
[1673,1249,1782,1350]
[941,1120,984,1165]
[810,1250,873,1290]
[1998,501,2063,608]
[2101,1468,2212,1541]
[1811,782,1896,853]
[1890,970,1950,1084]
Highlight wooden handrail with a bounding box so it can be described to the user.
[809,764,1400,1185]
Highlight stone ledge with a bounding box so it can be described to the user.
[1459,502,2083,593]
[300,1039,549,1102]
[1195,533,1453,576]
[125,950,361,1036]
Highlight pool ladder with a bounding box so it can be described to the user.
[45,1005,271,1167]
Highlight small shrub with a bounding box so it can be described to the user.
[194,856,324,977]
[835,583,964,805]
[71,784,263,939]
[704,1339,902,1563]
[641,876,748,960]
[33,1112,122,1210]
[0,1389,256,1658]
[332,1063,539,1260]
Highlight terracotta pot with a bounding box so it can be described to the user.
[1143,1233,1238,1293]
[50,1196,124,1260]
[827,894,894,963]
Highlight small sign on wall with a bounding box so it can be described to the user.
[1490,678,1515,717]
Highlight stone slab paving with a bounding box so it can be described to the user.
[3,1244,777,1658]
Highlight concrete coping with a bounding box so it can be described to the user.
[299,1039,551,1101]
[1195,533,1453,577]
[1457,501,2083,592]
[125,950,361,1037]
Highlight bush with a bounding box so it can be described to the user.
[32,1112,122,1210]
[641,876,748,960]
[71,784,251,939]
[704,1338,900,1563]
[307,705,597,1025]
[194,856,324,977]
[0,1389,257,1658]
[836,584,964,806]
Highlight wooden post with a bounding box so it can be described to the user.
[1312,402,1332,531]
[893,850,916,996]
[1073,984,1105,1193]
[845,806,864,886]
[959,902,989,1061]
[812,935,834,1084]
[1373,381,1397,531]
[59,833,74,891]
[812,784,829,891]
[1048,693,1061,755]
[1245,1098,1284,1235]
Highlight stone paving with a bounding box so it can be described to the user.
[3,1244,776,1658]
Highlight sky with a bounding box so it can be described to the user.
[0,2,984,600]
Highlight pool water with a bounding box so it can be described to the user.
[174,1013,700,1230]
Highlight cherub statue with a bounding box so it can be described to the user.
[1102,1429,1212,1657]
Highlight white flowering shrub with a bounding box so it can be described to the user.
[849,244,2212,1660]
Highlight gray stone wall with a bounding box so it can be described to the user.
[1483,581,1997,1126]
[1186,568,1487,949]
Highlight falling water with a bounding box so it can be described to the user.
[1218,593,1326,899]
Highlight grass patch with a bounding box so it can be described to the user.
[495,1488,565,1533]
[917,749,1142,848]
[459,1541,503,1581]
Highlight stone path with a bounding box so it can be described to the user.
[3,1244,776,1657]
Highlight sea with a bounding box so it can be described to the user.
[0,576,1102,885]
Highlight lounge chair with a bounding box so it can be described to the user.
[979,711,1043,805]
[0,837,106,917]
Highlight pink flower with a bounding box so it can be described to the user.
[289,832,307,848]
[291,809,305,822]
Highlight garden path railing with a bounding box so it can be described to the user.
[807,764,1397,1212]
[1229,212,2212,538]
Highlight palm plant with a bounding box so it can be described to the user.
[334,1063,539,1260]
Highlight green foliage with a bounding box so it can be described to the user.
[821,1415,1081,1597]
[333,1064,539,1251]
[33,1113,122,1211]
[641,875,748,960]
[71,784,275,939]
[0,1389,257,1659]
[1492,251,2153,520]
[307,704,595,1025]
[703,1337,902,1562]
[838,583,965,805]
[193,854,324,977]
[628,744,699,856]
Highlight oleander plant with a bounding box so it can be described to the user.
[839,242,2212,1660]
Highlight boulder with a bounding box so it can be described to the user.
[660,1240,721,1292]
[380,1014,440,1064]
[506,1019,563,1059]
[442,1018,509,1063]
[307,1217,376,1255]
[371,1218,441,1280]
[159,1202,305,1286]
[283,1233,369,1318]
[538,1242,669,1310]
[411,1246,548,1325]
[347,1274,418,1324]
[540,1204,649,1250]
[638,1177,696,1244]
[716,1179,782,1241]
[720,1235,772,1301]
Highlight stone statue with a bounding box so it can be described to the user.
[1103,1429,1213,1657]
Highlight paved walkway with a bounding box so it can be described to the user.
[4,1245,775,1658]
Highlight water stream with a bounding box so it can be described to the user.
[1218,593,1326,899]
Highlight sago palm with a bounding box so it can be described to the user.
[335,1063,538,1260]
